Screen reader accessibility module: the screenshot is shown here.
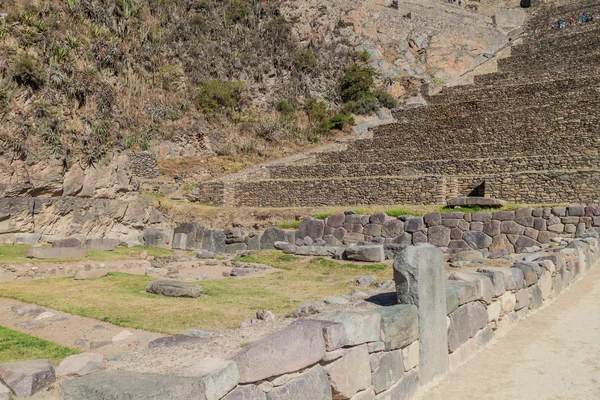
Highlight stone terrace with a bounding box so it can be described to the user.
[192,2,600,207]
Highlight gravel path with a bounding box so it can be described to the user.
[420,265,600,400]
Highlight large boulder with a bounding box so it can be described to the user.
[297,219,325,240]
[344,245,384,263]
[0,359,55,398]
[61,371,206,400]
[233,320,326,382]
[173,222,205,250]
[202,230,227,253]
[260,227,287,250]
[146,280,203,298]
[57,353,104,377]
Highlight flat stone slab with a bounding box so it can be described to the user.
[0,359,55,398]
[74,270,109,280]
[447,197,506,208]
[265,365,331,400]
[146,280,203,298]
[175,358,239,400]
[24,247,87,259]
[148,335,210,349]
[57,353,104,377]
[52,238,82,248]
[84,239,119,251]
[345,245,385,263]
[61,371,206,399]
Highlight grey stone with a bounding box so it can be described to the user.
[316,309,381,346]
[514,208,532,219]
[297,219,325,240]
[369,213,388,225]
[11,304,46,318]
[449,250,483,262]
[0,359,55,398]
[447,302,487,352]
[175,358,240,400]
[515,236,541,252]
[325,344,371,398]
[260,227,287,250]
[492,211,515,221]
[245,233,261,251]
[234,321,326,382]
[515,289,529,310]
[373,369,418,400]
[61,371,206,400]
[74,269,109,280]
[174,222,205,250]
[462,231,493,249]
[515,217,534,228]
[512,263,539,286]
[57,353,104,377]
[202,230,227,253]
[477,268,507,295]
[0,382,9,400]
[424,212,441,227]
[381,220,404,238]
[412,232,428,244]
[143,229,172,248]
[449,272,494,304]
[445,280,479,305]
[446,289,459,314]
[355,275,377,287]
[146,280,203,298]
[292,319,348,352]
[185,329,215,338]
[293,301,326,317]
[442,212,465,220]
[428,225,451,247]
[345,245,384,263]
[84,238,119,251]
[52,238,82,248]
[404,217,425,233]
[472,212,492,222]
[266,365,331,400]
[500,221,525,235]
[374,305,419,349]
[223,385,266,400]
[172,233,188,250]
[528,285,543,310]
[24,247,87,259]
[372,350,404,394]
[533,218,547,231]
[327,213,346,228]
[447,197,505,208]
[225,243,248,254]
[552,206,567,217]
[470,222,484,232]
[394,244,448,385]
[323,296,349,305]
[568,205,585,217]
[148,335,209,349]
[548,224,565,233]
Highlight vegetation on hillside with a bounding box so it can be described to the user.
[0,0,395,172]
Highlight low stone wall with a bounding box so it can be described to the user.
[127,151,160,179]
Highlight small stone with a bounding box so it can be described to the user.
[112,330,133,342]
[57,353,104,377]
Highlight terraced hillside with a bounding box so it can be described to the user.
[191,1,600,207]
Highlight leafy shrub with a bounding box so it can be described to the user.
[339,65,375,102]
[194,80,248,113]
[343,94,379,115]
[294,48,318,74]
[276,99,295,116]
[225,0,252,26]
[264,16,292,48]
[374,88,397,109]
[304,98,328,124]
[254,118,283,142]
[11,54,44,90]
[358,50,370,62]
[328,113,355,130]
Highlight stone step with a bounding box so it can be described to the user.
[498,46,600,71]
[266,154,600,180]
[513,25,600,56]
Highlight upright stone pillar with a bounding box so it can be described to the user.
[394,244,448,386]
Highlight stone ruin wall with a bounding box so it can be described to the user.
[126,151,160,180]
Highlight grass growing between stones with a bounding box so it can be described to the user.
[0,245,176,265]
[0,326,80,364]
[0,252,392,333]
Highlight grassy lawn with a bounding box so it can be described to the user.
[0,326,80,364]
[0,252,392,333]
[0,245,177,265]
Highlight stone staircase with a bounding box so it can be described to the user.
[192,1,600,207]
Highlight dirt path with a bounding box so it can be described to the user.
[420,265,600,400]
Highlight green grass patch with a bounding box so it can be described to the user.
[384,208,417,218]
[314,212,336,220]
[0,326,80,364]
[0,245,176,264]
[0,251,392,333]
[278,220,300,229]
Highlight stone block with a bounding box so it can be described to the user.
[548,224,565,233]
[447,197,505,208]
[515,289,529,310]
[351,387,376,400]
[84,238,119,251]
[327,213,345,228]
[487,301,501,322]
[176,359,240,400]
[446,289,459,314]
[412,232,427,245]
[449,271,494,304]
[373,369,418,400]
[266,366,331,400]
[402,341,419,372]
[449,240,471,251]
[148,335,208,349]
[394,244,448,385]
[449,250,483,262]
[462,231,493,250]
[382,220,404,238]
[74,269,109,280]
[172,233,188,250]
[202,230,227,253]
[293,319,348,352]
[143,229,172,248]
[470,222,484,232]
[325,344,371,398]
[363,224,382,237]
[316,310,381,346]
[528,285,543,310]
[523,228,539,240]
[24,247,87,259]
[492,211,515,221]
[450,228,463,240]
[500,221,525,235]
[260,227,287,250]
[222,385,266,400]
[472,212,492,222]
[498,292,516,315]
[568,205,585,217]
[552,207,567,217]
[345,245,385,263]
[374,305,419,350]
[447,302,487,353]
[0,359,55,398]
[61,371,206,400]
[0,382,9,400]
[423,212,441,227]
[448,337,477,371]
[514,235,541,252]
[297,219,325,240]
[146,280,203,298]
[483,220,501,237]
[174,222,205,250]
[57,352,103,377]
[52,238,81,248]
[233,321,326,382]
[404,217,425,233]
[537,231,556,243]
[372,350,404,394]
[512,263,539,286]
[445,280,478,305]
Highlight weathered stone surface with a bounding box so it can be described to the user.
[172,233,188,250]
[498,291,516,315]
[402,341,419,371]
[173,222,205,250]
[447,197,505,208]
[568,205,586,217]
[350,387,376,400]
[372,350,404,394]
[394,244,448,385]
[202,230,227,253]
[412,232,428,245]
[475,268,504,298]
[345,245,384,263]
[487,301,501,322]
[423,212,441,227]
[449,272,494,304]
[266,365,331,400]
[0,359,55,398]
[325,344,371,398]
[462,231,492,249]
[24,247,87,259]
[57,353,104,377]
[493,211,515,221]
[52,238,82,248]
[446,288,459,314]
[176,358,240,400]
[427,225,451,247]
[260,227,287,250]
[404,217,425,233]
[373,370,418,400]
[234,321,326,382]
[382,220,404,238]
[512,263,539,286]
[447,302,487,353]
[297,219,325,240]
[316,309,381,346]
[61,371,206,400]
[500,221,525,235]
[74,269,108,280]
[448,250,483,262]
[374,305,419,349]
[292,319,348,352]
[84,238,119,251]
[146,280,203,298]
[148,335,209,349]
[538,270,552,300]
[143,229,172,248]
[445,280,478,306]
[0,382,9,400]
[222,384,266,400]
[528,285,543,310]
[479,267,521,291]
[514,236,541,252]
[472,212,492,222]
[515,289,529,310]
